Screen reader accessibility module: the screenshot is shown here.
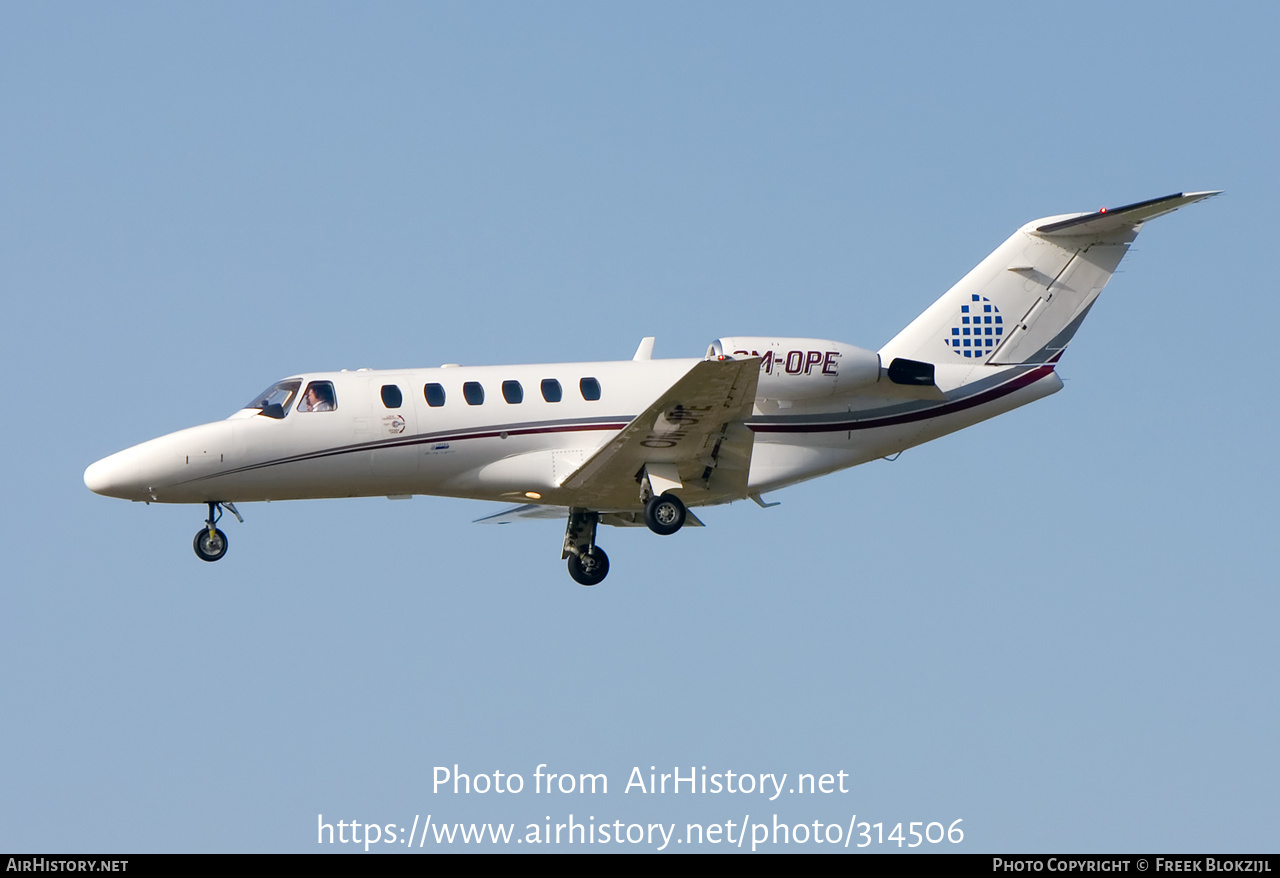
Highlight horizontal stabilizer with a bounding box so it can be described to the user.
[1035,191,1220,237]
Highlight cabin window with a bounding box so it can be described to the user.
[579,377,601,401]
[541,379,562,402]
[380,384,403,408]
[245,379,301,419]
[298,381,337,413]
[463,381,485,405]
[502,380,523,404]
[424,383,446,407]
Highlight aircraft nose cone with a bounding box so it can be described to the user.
[84,450,141,499]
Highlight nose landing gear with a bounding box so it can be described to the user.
[192,501,241,562]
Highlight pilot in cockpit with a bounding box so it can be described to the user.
[298,382,336,413]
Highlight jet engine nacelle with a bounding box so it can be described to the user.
[707,336,881,401]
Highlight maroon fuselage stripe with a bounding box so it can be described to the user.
[747,364,1056,433]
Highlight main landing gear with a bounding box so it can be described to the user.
[644,492,686,536]
[568,546,610,586]
[561,492,689,586]
[563,509,608,586]
[193,501,242,562]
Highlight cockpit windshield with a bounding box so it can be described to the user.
[244,379,302,419]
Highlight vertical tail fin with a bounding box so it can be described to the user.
[878,192,1220,367]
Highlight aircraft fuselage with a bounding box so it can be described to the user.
[84,354,1060,509]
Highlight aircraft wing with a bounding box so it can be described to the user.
[475,503,705,528]
[473,504,566,524]
[558,357,761,510]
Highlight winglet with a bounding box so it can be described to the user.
[1035,190,1221,237]
[633,337,656,361]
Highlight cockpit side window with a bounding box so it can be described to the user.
[245,379,301,419]
[298,381,338,413]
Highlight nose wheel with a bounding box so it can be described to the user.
[192,501,241,562]
[194,526,228,562]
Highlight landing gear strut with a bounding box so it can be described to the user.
[192,501,241,562]
[563,508,609,586]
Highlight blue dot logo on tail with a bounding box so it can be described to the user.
[945,294,1004,359]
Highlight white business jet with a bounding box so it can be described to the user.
[85,191,1217,584]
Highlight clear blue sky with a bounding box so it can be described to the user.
[3,2,1276,852]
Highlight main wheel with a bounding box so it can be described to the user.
[644,492,686,536]
[193,527,228,562]
[567,546,610,586]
